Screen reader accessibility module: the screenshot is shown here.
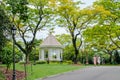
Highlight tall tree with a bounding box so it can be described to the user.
[0,3,12,61]
[55,0,106,64]
[83,0,120,63]
[56,34,74,61]
[0,6,6,52]
[83,25,117,63]
[4,0,54,63]
[94,0,120,48]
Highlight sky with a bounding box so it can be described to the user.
[35,0,96,40]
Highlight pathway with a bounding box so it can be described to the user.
[40,66,120,80]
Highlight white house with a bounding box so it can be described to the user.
[39,34,63,61]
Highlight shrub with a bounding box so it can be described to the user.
[1,47,12,73]
[19,61,26,64]
[65,60,73,64]
[36,61,46,64]
[0,71,5,80]
[50,61,59,63]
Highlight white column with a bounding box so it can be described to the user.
[60,49,63,60]
[57,49,60,61]
[49,48,52,60]
[39,49,45,60]
[39,50,41,60]
[61,49,63,59]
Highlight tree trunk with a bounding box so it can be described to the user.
[25,54,29,64]
[109,53,112,64]
[86,52,89,65]
[74,50,79,64]
[6,64,10,73]
[24,53,30,80]
[107,50,113,64]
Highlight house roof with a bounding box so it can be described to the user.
[40,34,63,48]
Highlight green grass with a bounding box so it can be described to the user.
[14,63,86,80]
[0,63,86,80]
[1,63,119,80]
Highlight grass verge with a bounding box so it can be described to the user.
[14,63,86,80]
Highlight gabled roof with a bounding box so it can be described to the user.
[40,34,63,48]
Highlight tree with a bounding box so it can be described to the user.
[83,0,120,64]
[0,3,12,62]
[94,0,120,48]
[29,39,42,63]
[1,44,13,73]
[94,0,120,63]
[114,50,120,64]
[83,26,117,64]
[55,0,106,64]
[56,34,74,61]
[56,34,72,47]
[4,0,54,63]
[85,0,120,63]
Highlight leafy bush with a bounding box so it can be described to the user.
[0,71,5,80]
[50,61,61,64]
[36,61,46,64]
[19,61,26,64]
[1,47,13,73]
[65,60,73,64]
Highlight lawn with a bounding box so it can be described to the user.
[14,63,86,80]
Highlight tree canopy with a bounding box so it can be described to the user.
[3,0,55,63]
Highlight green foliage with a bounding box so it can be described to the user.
[14,63,84,80]
[29,48,39,61]
[83,1,120,63]
[0,71,5,80]
[114,50,120,64]
[55,0,110,64]
[35,61,46,64]
[0,5,11,52]
[0,41,22,72]
[50,61,61,64]
[1,47,12,64]
[63,45,74,61]
[56,34,72,46]
[6,0,28,21]
[1,46,12,72]
[3,0,55,64]
[19,61,26,64]
[55,34,75,61]
[64,60,73,64]
[93,0,120,48]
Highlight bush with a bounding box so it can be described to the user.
[0,71,5,80]
[19,61,26,64]
[1,47,13,73]
[65,60,73,64]
[36,61,46,64]
[50,61,60,64]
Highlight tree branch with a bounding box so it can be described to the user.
[13,35,26,53]
[115,31,120,40]
[109,35,120,48]
[31,5,43,44]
